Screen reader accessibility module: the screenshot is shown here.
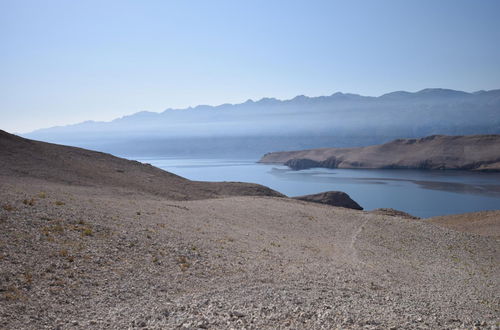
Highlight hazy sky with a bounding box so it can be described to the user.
[1,0,500,133]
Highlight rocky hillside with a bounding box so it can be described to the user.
[0,130,284,200]
[260,134,500,171]
[293,191,363,210]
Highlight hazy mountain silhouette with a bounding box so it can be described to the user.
[23,88,500,158]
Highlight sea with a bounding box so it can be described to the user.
[131,157,500,218]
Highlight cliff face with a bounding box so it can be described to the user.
[259,134,500,171]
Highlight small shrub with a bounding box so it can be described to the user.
[52,224,64,233]
[23,198,35,206]
[4,286,23,301]
[42,223,64,236]
[2,204,15,212]
[59,249,69,257]
[81,228,93,236]
[177,256,190,271]
[54,201,65,206]
[23,272,33,285]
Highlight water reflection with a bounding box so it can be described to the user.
[269,167,500,198]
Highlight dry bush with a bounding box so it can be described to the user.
[23,198,35,206]
[176,256,190,271]
[2,204,15,212]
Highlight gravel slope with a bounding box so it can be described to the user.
[427,210,500,237]
[1,177,499,329]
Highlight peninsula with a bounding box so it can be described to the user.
[260,134,500,171]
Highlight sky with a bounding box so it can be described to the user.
[1,0,500,133]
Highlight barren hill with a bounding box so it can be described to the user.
[0,130,283,200]
[1,131,499,329]
[428,210,500,237]
[260,134,500,171]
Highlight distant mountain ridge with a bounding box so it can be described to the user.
[22,88,500,157]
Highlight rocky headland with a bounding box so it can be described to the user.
[293,191,363,210]
[1,130,499,329]
[260,134,500,171]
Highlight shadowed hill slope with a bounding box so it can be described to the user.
[0,130,283,200]
[260,134,500,171]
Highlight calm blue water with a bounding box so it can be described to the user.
[133,157,500,218]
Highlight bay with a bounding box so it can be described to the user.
[132,157,500,218]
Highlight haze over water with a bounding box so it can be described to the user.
[132,157,500,218]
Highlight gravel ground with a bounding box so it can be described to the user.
[428,211,500,238]
[1,176,499,329]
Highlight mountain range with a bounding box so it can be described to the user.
[23,88,500,157]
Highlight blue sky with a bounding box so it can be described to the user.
[1,0,500,133]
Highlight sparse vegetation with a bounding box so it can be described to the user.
[177,256,190,271]
[81,227,93,236]
[54,201,65,206]
[3,286,24,301]
[23,272,33,285]
[41,223,64,236]
[2,204,15,211]
[23,198,35,206]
